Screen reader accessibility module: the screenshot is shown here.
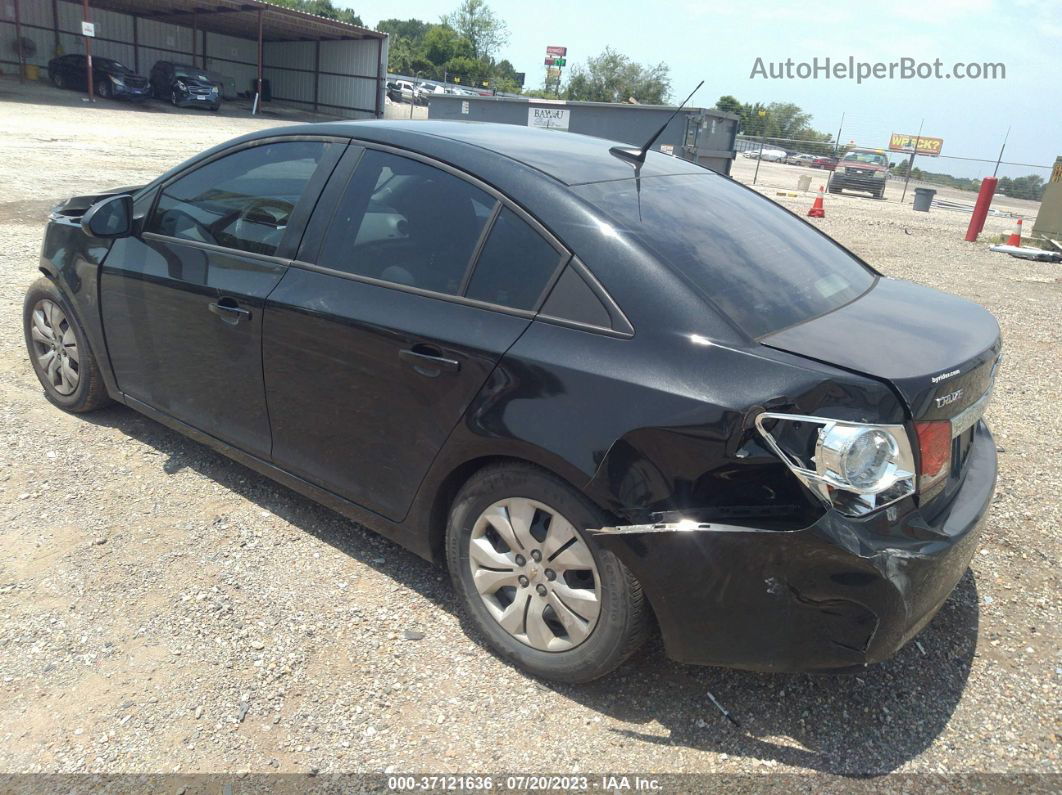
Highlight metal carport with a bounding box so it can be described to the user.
[0,0,388,118]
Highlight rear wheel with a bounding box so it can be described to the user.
[446,463,648,683]
[23,277,111,414]
[52,71,65,89]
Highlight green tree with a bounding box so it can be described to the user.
[423,25,472,67]
[270,0,362,27]
[565,47,670,104]
[442,0,509,59]
[715,95,742,115]
[376,18,432,40]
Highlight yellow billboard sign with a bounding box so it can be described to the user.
[889,132,943,156]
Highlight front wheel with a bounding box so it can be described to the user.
[171,90,180,106]
[446,464,649,683]
[23,277,111,413]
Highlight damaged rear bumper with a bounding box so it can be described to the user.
[590,421,996,672]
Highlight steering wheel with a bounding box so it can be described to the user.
[157,207,215,243]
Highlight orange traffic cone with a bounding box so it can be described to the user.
[807,185,826,218]
[1005,217,1023,246]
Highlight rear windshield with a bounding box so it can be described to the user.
[573,173,875,337]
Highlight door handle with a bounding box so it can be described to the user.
[399,344,460,377]
[209,298,251,325]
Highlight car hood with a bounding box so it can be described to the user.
[761,277,1001,421]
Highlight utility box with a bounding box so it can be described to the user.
[428,95,739,175]
[1031,155,1062,242]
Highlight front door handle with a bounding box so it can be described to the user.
[399,344,461,377]
[209,298,251,325]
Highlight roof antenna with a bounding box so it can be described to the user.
[609,80,704,166]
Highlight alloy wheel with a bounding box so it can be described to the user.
[469,497,601,652]
[30,299,80,396]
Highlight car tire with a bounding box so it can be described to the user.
[445,463,649,683]
[210,102,220,112]
[52,71,64,89]
[24,277,111,414]
[171,90,180,107]
[98,81,111,99]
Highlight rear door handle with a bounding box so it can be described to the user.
[209,298,251,325]
[399,344,460,376]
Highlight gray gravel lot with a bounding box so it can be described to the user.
[0,77,1059,780]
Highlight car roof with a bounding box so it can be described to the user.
[269,120,708,186]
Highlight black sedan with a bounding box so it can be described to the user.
[24,122,1000,682]
[149,61,221,110]
[48,54,150,101]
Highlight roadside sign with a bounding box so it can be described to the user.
[888,132,943,156]
[81,20,95,37]
[546,66,561,80]
[546,46,567,56]
[528,106,570,130]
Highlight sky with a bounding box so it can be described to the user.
[343,0,1060,180]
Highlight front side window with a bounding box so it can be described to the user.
[146,140,328,257]
[317,149,495,295]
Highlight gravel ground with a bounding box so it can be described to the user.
[0,76,1059,781]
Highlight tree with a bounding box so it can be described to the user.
[715,95,741,115]
[565,47,670,104]
[376,18,432,41]
[270,0,362,27]
[423,25,471,67]
[442,0,509,59]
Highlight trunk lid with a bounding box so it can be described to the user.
[761,277,1001,422]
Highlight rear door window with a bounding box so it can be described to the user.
[316,149,495,296]
[465,208,564,310]
[573,173,875,337]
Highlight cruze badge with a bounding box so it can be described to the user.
[935,389,964,408]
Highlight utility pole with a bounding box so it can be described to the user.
[752,108,767,186]
[82,0,94,100]
[900,118,924,203]
[833,112,844,158]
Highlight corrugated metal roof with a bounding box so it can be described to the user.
[84,0,385,42]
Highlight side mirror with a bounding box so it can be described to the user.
[81,194,133,239]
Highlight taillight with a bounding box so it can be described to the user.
[915,420,951,488]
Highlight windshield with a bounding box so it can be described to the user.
[175,68,210,81]
[573,173,876,338]
[843,151,888,166]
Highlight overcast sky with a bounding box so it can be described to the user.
[346,0,1059,180]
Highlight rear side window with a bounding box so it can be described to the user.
[317,150,495,296]
[573,173,875,337]
[146,140,327,257]
[465,208,563,310]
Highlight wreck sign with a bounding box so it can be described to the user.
[888,132,943,156]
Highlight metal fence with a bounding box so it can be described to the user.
[734,134,1052,199]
